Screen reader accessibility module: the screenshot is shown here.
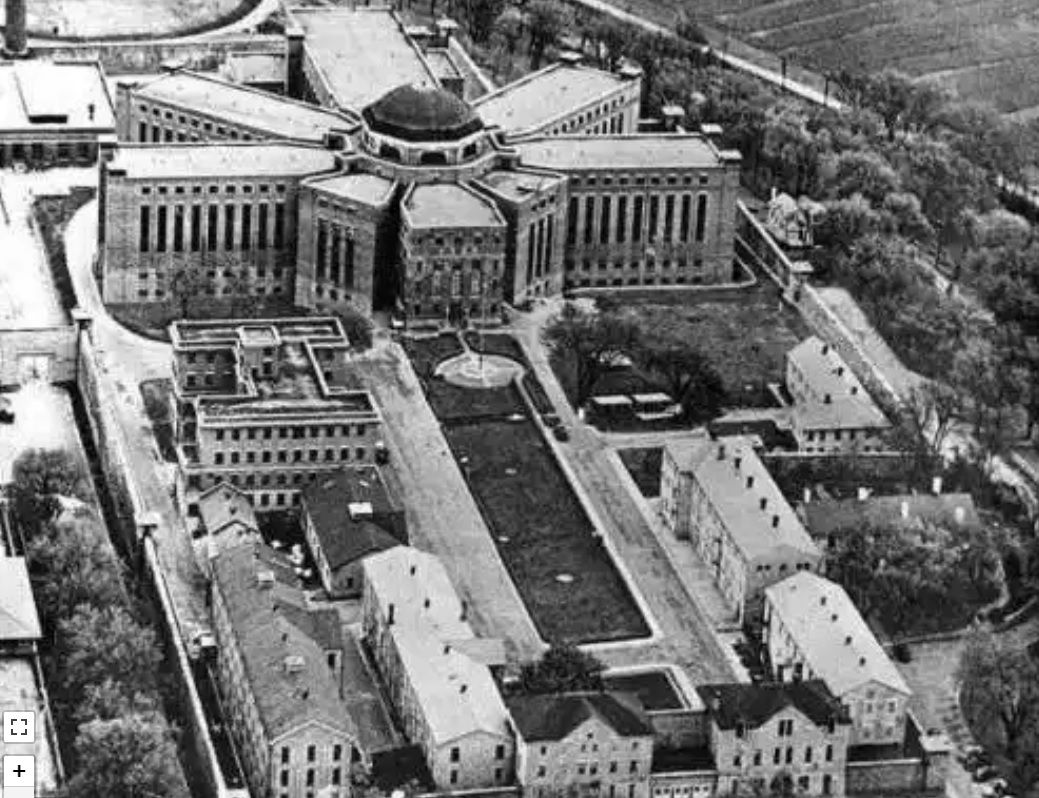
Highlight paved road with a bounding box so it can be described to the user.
[350,340,545,663]
[511,303,737,683]
[66,197,210,640]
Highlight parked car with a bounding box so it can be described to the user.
[553,426,571,442]
[0,397,13,424]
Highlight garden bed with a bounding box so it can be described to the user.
[445,418,650,645]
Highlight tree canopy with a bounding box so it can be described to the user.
[517,644,605,694]
[67,714,184,798]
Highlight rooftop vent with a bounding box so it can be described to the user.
[845,635,852,645]
[444,644,452,655]
[747,476,755,489]
[410,565,417,576]
[836,366,844,377]
[820,596,827,606]
[822,344,830,355]
[824,393,832,404]
[859,656,867,666]
[284,655,306,673]
[460,684,468,694]
[771,514,780,528]
[831,613,838,622]
[759,497,767,511]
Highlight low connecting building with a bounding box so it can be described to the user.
[507,692,655,798]
[169,317,383,511]
[208,540,370,798]
[785,337,889,454]
[764,572,912,748]
[660,437,821,624]
[301,466,407,599]
[0,60,117,168]
[696,681,852,798]
[362,547,513,791]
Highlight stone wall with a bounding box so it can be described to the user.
[32,34,284,75]
[846,758,941,796]
[0,327,79,387]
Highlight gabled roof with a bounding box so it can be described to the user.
[210,543,358,741]
[0,558,41,642]
[199,481,258,537]
[506,692,654,742]
[696,680,848,731]
[765,572,910,697]
[664,437,819,562]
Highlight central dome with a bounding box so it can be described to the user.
[362,84,483,143]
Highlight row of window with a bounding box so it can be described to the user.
[547,92,632,135]
[731,744,834,769]
[525,215,555,284]
[731,774,834,796]
[802,428,877,442]
[566,257,707,272]
[279,766,342,788]
[279,743,345,764]
[753,561,815,575]
[136,103,263,143]
[314,219,356,288]
[408,301,501,318]
[139,182,287,196]
[138,203,287,254]
[410,231,505,251]
[212,447,368,466]
[212,424,367,441]
[571,172,711,189]
[563,275,709,289]
[568,193,709,248]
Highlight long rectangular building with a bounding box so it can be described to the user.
[170,317,382,510]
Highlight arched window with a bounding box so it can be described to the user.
[419,151,448,166]
[379,143,401,161]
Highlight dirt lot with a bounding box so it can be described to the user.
[619,0,1039,113]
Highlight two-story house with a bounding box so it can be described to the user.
[696,681,852,798]
[362,547,513,790]
[763,572,912,747]
[507,692,655,798]
[660,437,821,624]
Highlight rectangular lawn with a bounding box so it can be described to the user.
[444,419,650,645]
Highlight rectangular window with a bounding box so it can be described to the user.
[648,195,659,242]
[139,206,150,252]
[680,194,692,241]
[695,194,708,242]
[450,747,460,763]
[257,203,268,250]
[207,205,218,251]
[344,236,354,288]
[583,197,595,245]
[600,196,611,244]
[156,206,167,252]
[526,224,535,283]
[316,221,328,279]
[173,205,184,252]
[274,203,286,248]
[333,745,342,761]
[664,195,675,240]
[567,197,578,245]
[281,747,290,764]
[241,204,252,251]
[190,205,201,251]
[632,196,644,242]
[617,196,627,243]
[330,227,341,284]
[224,205,235,250]
[307,745,316,762]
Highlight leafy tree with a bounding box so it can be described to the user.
[168,260,215,320]
[542,303,641,406]
[10,448,91,536]
[951,334,1026,458]
[336,307,374,350]
[634,329,727,421]
[517,644,605,694]
[525,0,570,70]
[588,18,628,72]
[57,604,162,699]
[74,678,160,726]
[825,149,901,204]
[67,714,184,798]
[862,70,917,141]
[959,630,1039,795]
[492,6,524,55]
[459,0,506,42]
[27,512,126,623]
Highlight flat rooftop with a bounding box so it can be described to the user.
[308,172,396,206]
[0,658,59,791]
[0,61,115,132]
[475,168,564,202]
[106,143,339,180]
[199,393,377,419]
[473,63,627,134]
[293,8,437,111]
[404,182,504,228]
[131,71,355,142]
[515,134,723,171]
[172,317,346,346]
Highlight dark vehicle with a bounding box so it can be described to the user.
[552,426,570,442]
[0,397,13,424]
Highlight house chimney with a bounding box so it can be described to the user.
[717,444,726,461]
[859,657,867,666]
[410,564,417,576]
[820,596,827,606]
[836,367,844,377]
[932,476,943,495]
[460,684,468,694]
[900,501,909,520]
[851,386,859,395]
[845,635,852,645]
[822,344,829,355]
[759,497,767,511]
[444,643,452,655]
[423,597,431,609]
[88,103,96,121]
[824,393,832,405]
[3,0,28,57]
[772,514,780,528]
[734,456,742,471]
[748,476,756,489]
[954,506,965,525]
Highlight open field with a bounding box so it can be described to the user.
[608,0,1039,113]
[0,0,252,38]
[445,419,650,644]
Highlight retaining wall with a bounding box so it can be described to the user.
[0,327,78,387]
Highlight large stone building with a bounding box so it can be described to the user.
[0,60,117,167]
[660,437,821,623]
[96,3,744,325]
[209,541,369,798]
[169,317,382,510]
[696,681,852,798]
[507,692,655,798]
[763,572,912,748]
[362,547,513,791]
